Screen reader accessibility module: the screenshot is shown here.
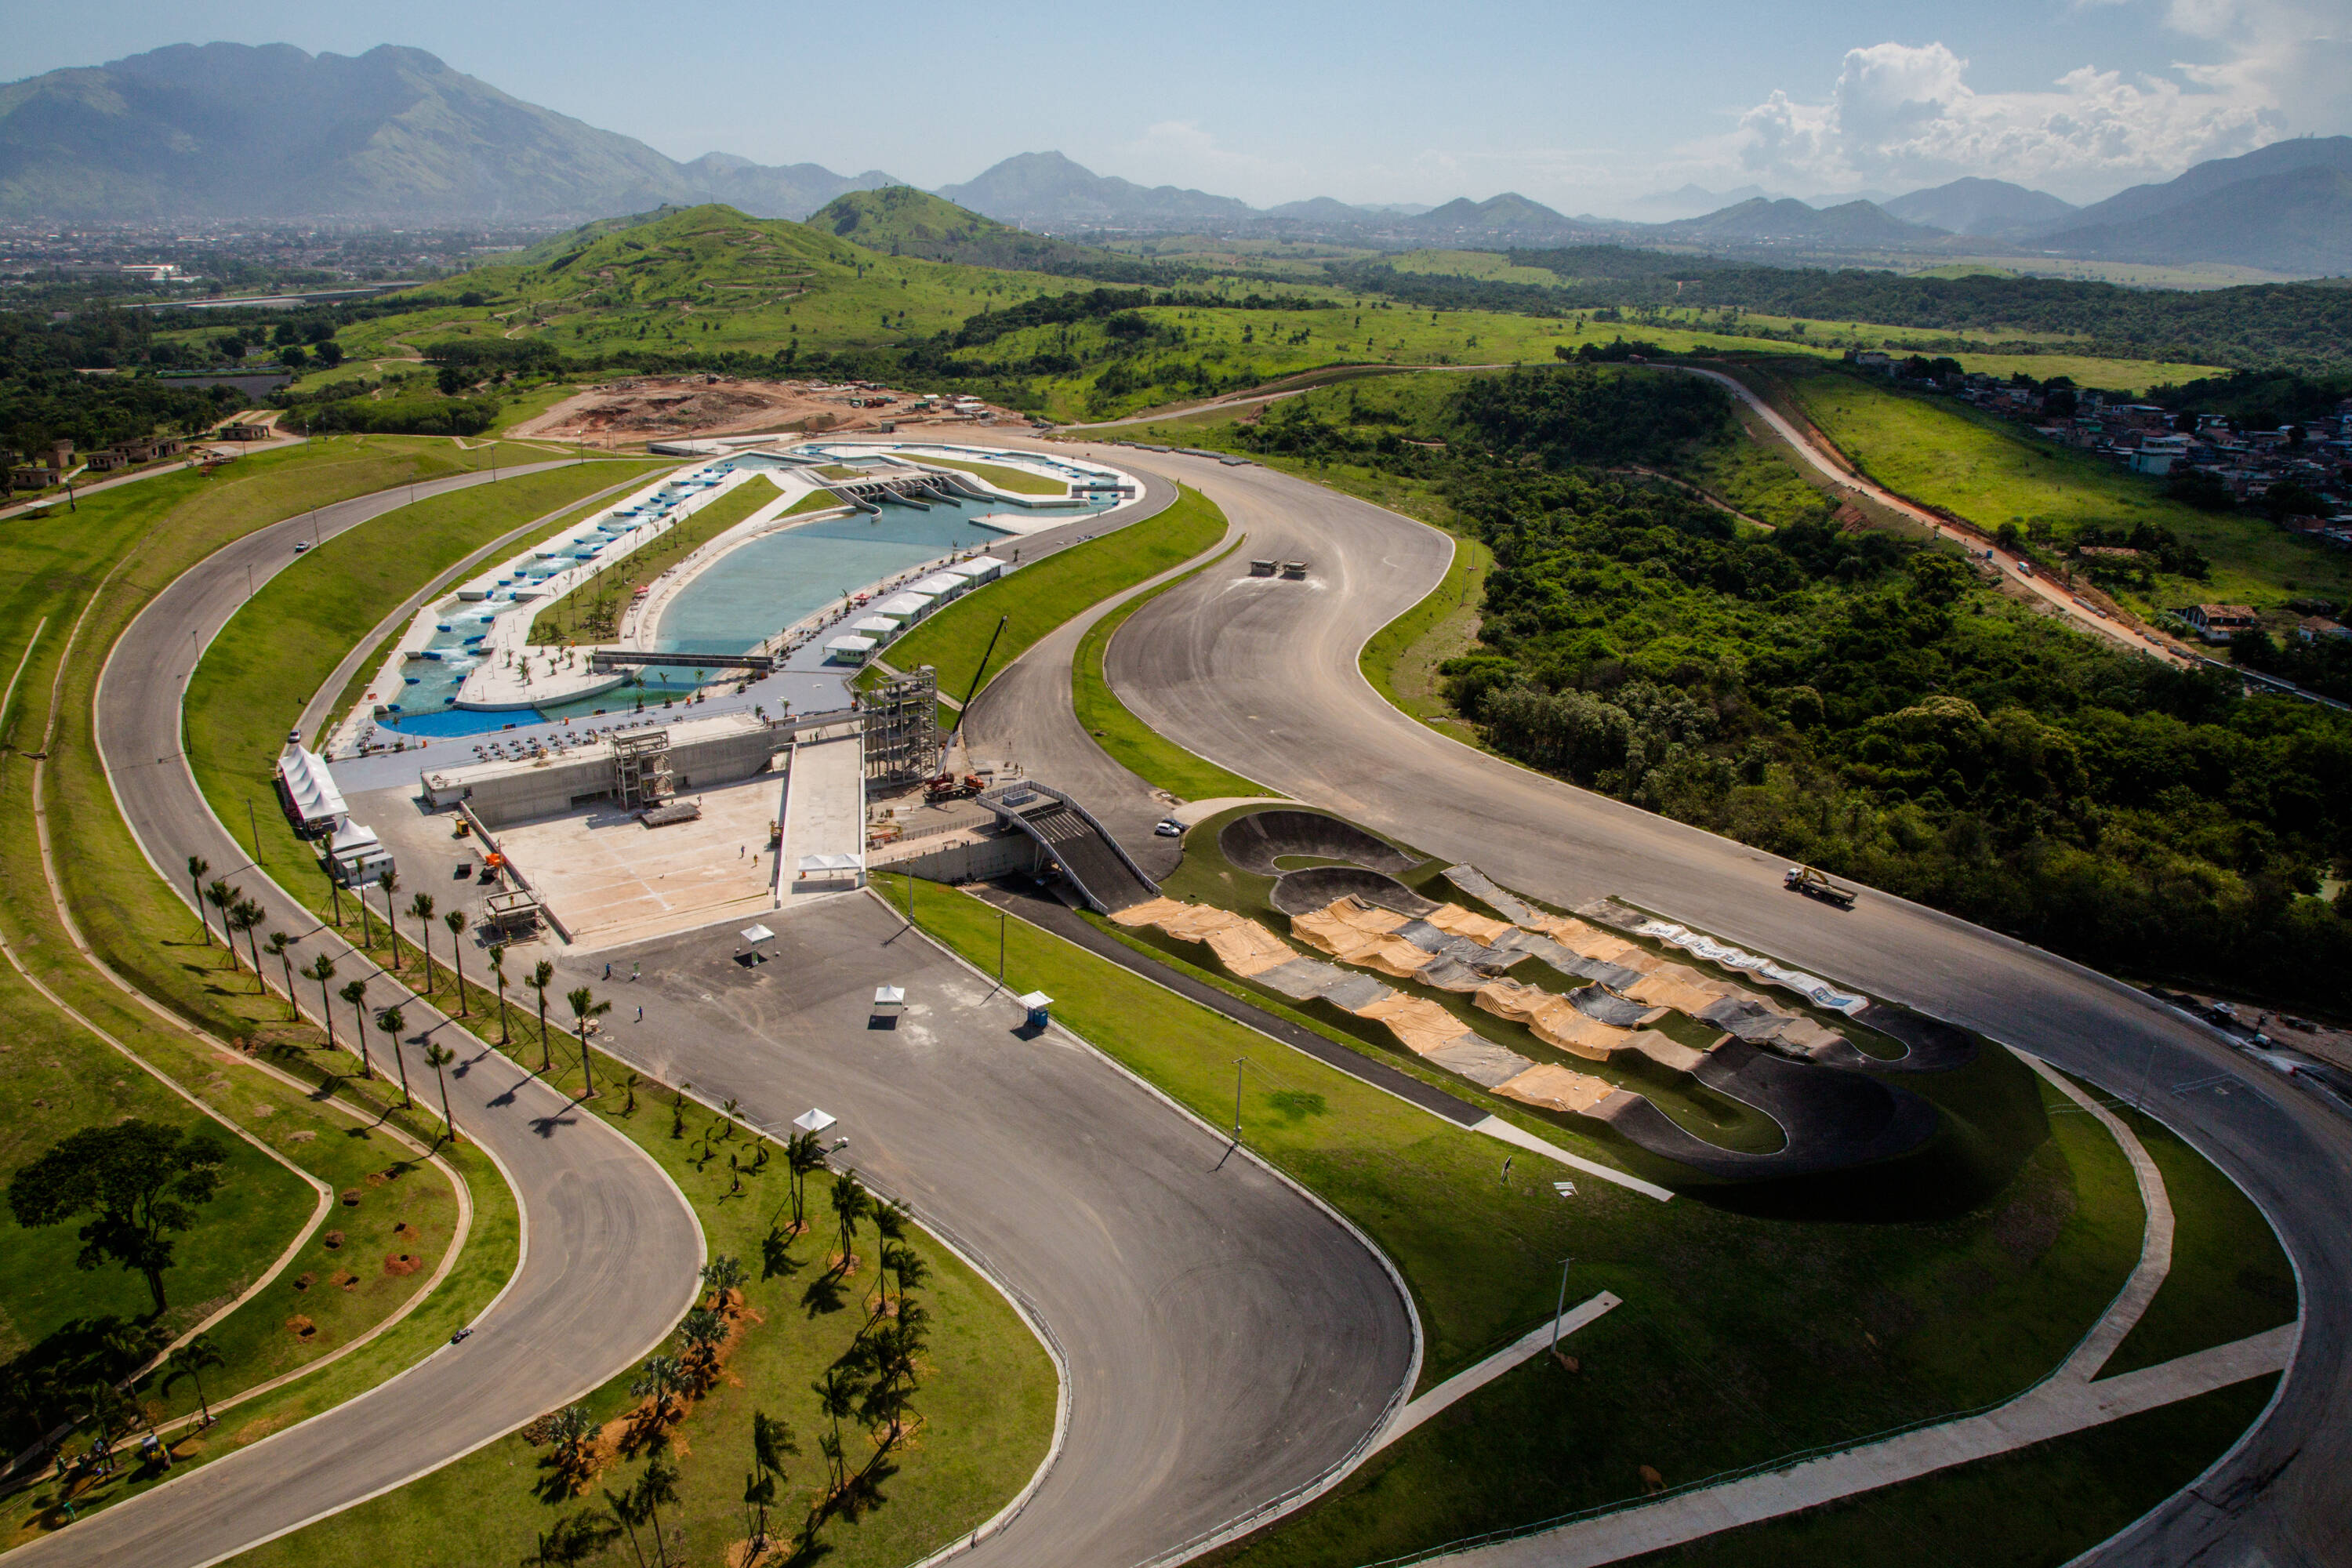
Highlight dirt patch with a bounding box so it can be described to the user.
[383,1252,420,1276]
[364,1171,390,1188]
[322,1229,344,1250]
[339,1188,362,1207]
[285,1316,318,1341]
[392,1221,419,1240]
[331,1270,358,1290]
[229,1413,292,1447]
[510,375,1020,443]
[292,1271,315,1291]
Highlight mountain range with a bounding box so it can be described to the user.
[1,44,2346,275]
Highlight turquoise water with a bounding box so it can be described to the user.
[652,495,1100,657]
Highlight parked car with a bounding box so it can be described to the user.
[1154,818,1184,837]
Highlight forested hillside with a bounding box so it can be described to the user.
[1197,367,2352,1009]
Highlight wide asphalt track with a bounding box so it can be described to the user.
[15,463,705,1568]
[554,892,1417,1568]
[989,441,2352,1567]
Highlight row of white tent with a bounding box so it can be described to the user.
[827,554,1007,666]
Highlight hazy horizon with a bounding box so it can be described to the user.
[9,0,2350,214]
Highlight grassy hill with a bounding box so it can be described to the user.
[809,186,1163,281]
[335,202,1075,368]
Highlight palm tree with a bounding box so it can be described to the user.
[603,1483,651,1568]
[303,953,338,1048]
[424,1040,458,1142]
[376,1004,412,1107]
[700,1254,746,1311]
[230,898,267,988]
[205,881,238,967]
[529,960,556,1071]
[630,1354,686,1421]
[635,1452,681,1568]
[746,1410,796,1555]
[185,855,211,943]
[407,892,436,989]
[677,1307,726,1384]
[829,1168,870,1271]
[160,1334,225,1427]
[443,910,470,1014]
[718,1097,741,1141]
[545,1403,596,1488]
[487,943,510,1044]
[340,979,371,1077]
[565,987,609,1098]
[786,1131,826,1234]
[264,931,295,1017]
[376,867,401,971]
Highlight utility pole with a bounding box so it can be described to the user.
[996,907,1006,982]
[246,798,260,861]
[1551,1256,1573,1356]
[1232,1058,1247,1142]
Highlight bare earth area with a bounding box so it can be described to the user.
[511,374,1023,442]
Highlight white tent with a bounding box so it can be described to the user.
[278,746,349,830]
[793,1107,837,1134]
[739,924,775,945]
[797,853,861,877]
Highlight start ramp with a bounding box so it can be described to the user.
[980,781,1159,913]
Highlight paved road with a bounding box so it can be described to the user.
[15,463,705,1568]
[557,891,1417,1568]
[993,443,2350,1568]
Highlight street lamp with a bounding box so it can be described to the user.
[1231,1057,1247,1142]
[1551,1256,1575,1356]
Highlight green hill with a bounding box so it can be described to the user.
[335,202,1072,368]
[810,186,1164,281]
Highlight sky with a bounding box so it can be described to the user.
[11,0,2351,212]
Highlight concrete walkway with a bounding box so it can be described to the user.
[1436,1054,2295,1566]
[1377,1293,1622,1454]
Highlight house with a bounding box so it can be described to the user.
[2296,617,2351,643]
[2183,604,2258,641]
[220,421,271,442]
[84,449,127,471]
[2129,450,2177,476]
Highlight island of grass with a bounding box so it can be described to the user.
[918,456,1066,495]
[525,470,781,645]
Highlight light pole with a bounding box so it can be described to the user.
[1551,1256,1573,1356]
[1231,1057,1247,1142]
[996,908,1006,982]
[246,798,260,861]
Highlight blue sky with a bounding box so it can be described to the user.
[12,1,2350,209]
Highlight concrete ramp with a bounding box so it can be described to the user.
[780,732,867,898]
[981,781,1158,913]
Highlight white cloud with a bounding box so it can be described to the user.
[1719,2,2350,199]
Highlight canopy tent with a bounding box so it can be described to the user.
[739,924,775,945]
[278,746,348,830]
[797,852,861,877]
[792,1108,837,1134]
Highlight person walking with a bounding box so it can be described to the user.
[603,961,612,980]
[636,1005,644,1023]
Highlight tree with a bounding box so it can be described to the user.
[264,931,296,1018]
[630,1354,686,1422]
[424,1041,458,1142]
[408,892,437,989]
[205,881,238,967]
[701,1254,746,1310]
[565,986,610,1098]
[603,1483,652,1568]
[185,855,211,943]
[677,1306,726,1381]
[543,1403,597,1489]
[160,1333,225,1425]
[340,979,372,1077]
[636,1452,681,1568]
[746,1410,797,1555]
[487,943,510,1044]
[528,1505,619,1567]
[7,1120,228,1315]
[376,1004,412,1107]
[786,1131,826,1234]
[376,866,401,971]
[303,953,338,1048]
[829,1168,871,1270]
[228,898,267,989]
[529,960,557,1070]
[444,909,470,1014]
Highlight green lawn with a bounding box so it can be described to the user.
[488,380,583,436]
[1072,532,1267,800]
[919,456,1066,495]
[887,877,2264,1566]
[879,483,1228,713]
[1784,366,2352,612]
[525,467,772,645]
[1609,1377,2278,1568]
[1359,529,1489,721]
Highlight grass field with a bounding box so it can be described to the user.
[1071,531,1268,800]
[919,456,1065,495]
[1781,365,2352,612]
[1359,530,1490,724]
[877,483,1229,716]
[525,467,772,644]
[884,877,2273,1566]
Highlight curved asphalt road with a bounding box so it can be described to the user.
[997,441,2350,1568]
[13,463,705,1568]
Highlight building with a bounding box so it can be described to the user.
[85,449,128,471]
[2183,604,2258,641]
[220,421,271,442]
[277,747,350,834]
[2296,616,2350,643]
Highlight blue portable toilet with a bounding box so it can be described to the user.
[1018,991,1052,1029]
